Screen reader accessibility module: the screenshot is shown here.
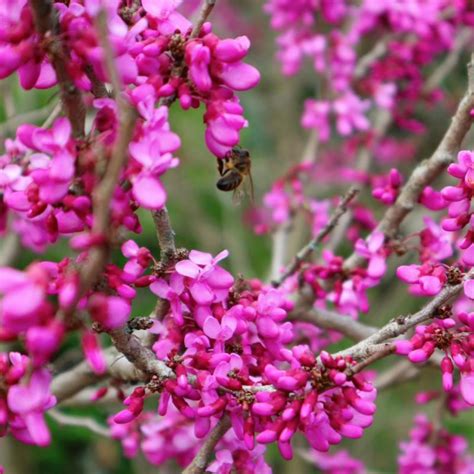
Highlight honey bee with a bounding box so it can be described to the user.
[216,146,254,204]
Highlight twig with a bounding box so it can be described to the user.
[182,416,231,474]
[52,340,158,404]
[375,359,420,391]
[269,225,291,281]
[289,307,377,341]
[152,208,177,264]
[108,327,174,378]
[424,30,472,93]
[0,234,20,267]
[346,343,395,376]
[272,187,359,287]
[191,0,217,38]
[75,15,137,299]
[95,10,123,97]
[48,409,110,437]
[0,102,61,136]
[29,0,86,137]
[84,65,109,98]
[333,269,474,361]
[354,40,389,79]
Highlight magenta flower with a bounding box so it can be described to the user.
[128,108,180,210]
[372,168,402,205]
[7,368,56,447]
[355,231,387,280]
[175,250,234,305]
[81,331,107,375]
[397,263,446,296]
[301,100,331,141]
[203,313,237,342]
[89,294,131,330]
[0,265,48,334]
[150,274,185,325]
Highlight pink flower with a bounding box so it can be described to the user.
[7,369,56,446]
[175,250,234,305]
[372,169,402,205]
[89,294,131,330]
[397,264,446,296]
[355,231,387,280]
[82,331,107,375]
[301,100,331,141]
[0,265,48,334]
[150,274,185,325]
[203,313,237,341]
[128,107,180,210]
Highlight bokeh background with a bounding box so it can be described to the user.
[1,1,474,472]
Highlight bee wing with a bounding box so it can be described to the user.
[232,187,245,206]
[232,174,254,206]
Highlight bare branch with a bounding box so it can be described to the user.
[346,343,395,376]
[375,359,420,391]
[152,208,177,264]
[95,10,123,97]
[182,416,231,474]
[272,187,359,287]
[354,40,389,79]
[52,338,153,403]
[29,0,86,137]
[269,225,291,281]
[48,409,110,437]
[0,234,20,267]
[289,307,377,341]
[0,102,61,137]
[108,327,174,378]
[424,30,472,93]
[191,0,217,38]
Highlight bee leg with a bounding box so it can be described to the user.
[217,158,224,176]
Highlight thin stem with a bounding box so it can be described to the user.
[48,409,110,437]
[272,187,359,287]
[191,0,217,38]
[182,416,231,474]
[29,0,86,137]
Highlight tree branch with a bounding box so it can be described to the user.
[182,416,231,474]
[424,30,472,93]
[191,0,217,38]
[51,345,145,403]
[375,359,420,391]
[152,208,177,264]
[29,0,86,137]
[289,307,377,341]
[108,327,174,378]
[272,187,359,287]
[48,409,110,437]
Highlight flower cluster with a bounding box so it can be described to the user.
[0,352,56,447]
[103,249,378,462]
[441,150,474,266]
[395,313,474,406]
[398,414,474,474]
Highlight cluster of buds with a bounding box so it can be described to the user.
[395,313,474,406]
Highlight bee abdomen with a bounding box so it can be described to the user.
[216,172,243,192]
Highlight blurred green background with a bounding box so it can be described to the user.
[1,2,474,473]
